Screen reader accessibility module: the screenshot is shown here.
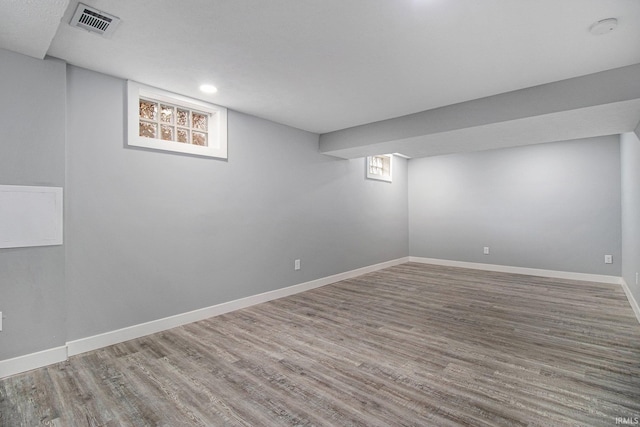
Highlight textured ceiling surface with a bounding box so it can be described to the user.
[0,0,68,59]
[1,0,639,146]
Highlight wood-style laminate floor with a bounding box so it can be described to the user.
[1,263,639,426]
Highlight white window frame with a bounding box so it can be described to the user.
[366,154,393,182]
[127,81,228,159]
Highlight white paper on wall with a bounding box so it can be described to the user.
[0,185,63,248]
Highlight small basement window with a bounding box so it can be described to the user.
[367,154,392,182]
[127,81,227,159]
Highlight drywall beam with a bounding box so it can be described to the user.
[319,63,640,159]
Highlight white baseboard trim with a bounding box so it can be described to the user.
[1,257,407,379]
[409,257,622,285]
[66,256,410,357]
[621,278,640,325]
[0,346,67,379]
[7,255,635,380]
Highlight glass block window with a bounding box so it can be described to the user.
[127,81,227,159]
[366,154,393,182]
[139,98,210,147]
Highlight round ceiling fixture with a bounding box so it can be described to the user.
[589,18,618,35]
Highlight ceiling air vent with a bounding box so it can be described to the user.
[69,3,120,38]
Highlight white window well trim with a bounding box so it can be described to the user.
[127,80,228,159]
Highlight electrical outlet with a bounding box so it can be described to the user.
[0,311,3,331]
[294,259,301,271]
[483,246,490,255]
[636,272,639,285]
[604,255,613,264]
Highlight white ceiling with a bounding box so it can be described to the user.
[1,0,639,138]
[0,0,68,59]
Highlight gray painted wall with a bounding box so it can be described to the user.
[408,136,622,276]
[65,66,408,341]
[1,47,635,367]
[621,132,640,304]
[0,50,66,359]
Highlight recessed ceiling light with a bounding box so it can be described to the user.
[589,18,618,35]
[199,84,218,94]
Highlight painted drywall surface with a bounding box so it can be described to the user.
[65,66,408,341]
[320,63,640,157]
[621,132,640,304]
[408,136,621,275]
[0,50,66,359]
